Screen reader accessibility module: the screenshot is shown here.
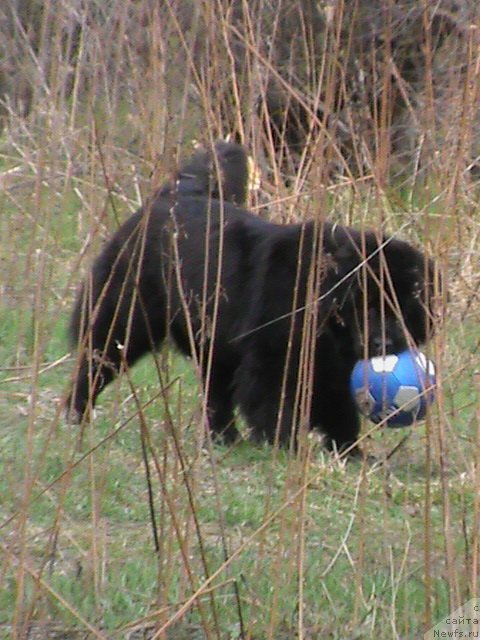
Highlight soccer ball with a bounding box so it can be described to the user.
[350,350,436,427]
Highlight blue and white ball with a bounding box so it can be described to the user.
[350,350,436,427]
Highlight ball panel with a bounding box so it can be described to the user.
[415,352,428,370]
[394,385,422,413]
[414,351,436,377]
[371,354,398,373]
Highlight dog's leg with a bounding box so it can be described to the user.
[203,361,240,444]
[234,351,297,446]
[313,387,361,456]
[69,287,167,423]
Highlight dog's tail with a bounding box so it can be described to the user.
[159,140,252,206]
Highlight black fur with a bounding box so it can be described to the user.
[68,148,437,453]
[160,140,250,205]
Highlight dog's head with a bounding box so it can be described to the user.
[158,140,251,206]
[331,229,443,359]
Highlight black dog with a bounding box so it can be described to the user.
[68,142,437,453]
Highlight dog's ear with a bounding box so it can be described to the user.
[373,238,447,344]
[210,141,251,205]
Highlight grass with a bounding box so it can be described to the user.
[1,2,479,638]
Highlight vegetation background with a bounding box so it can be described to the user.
[0,1,479,638]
